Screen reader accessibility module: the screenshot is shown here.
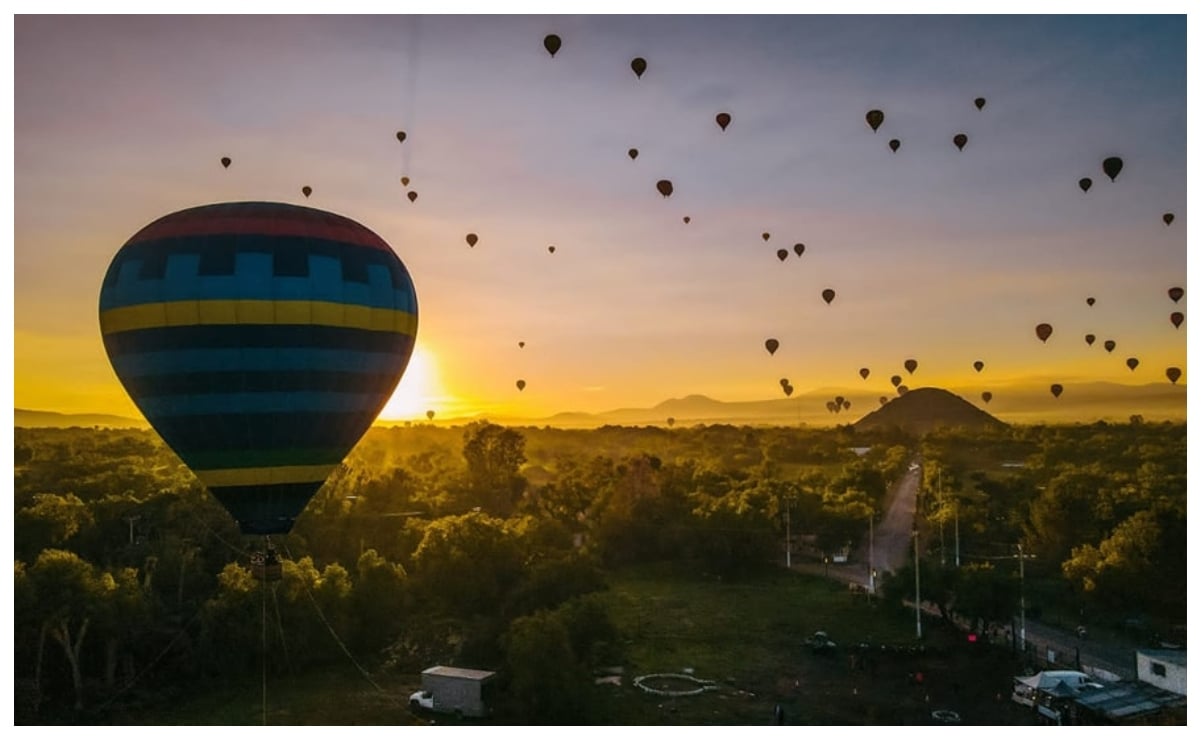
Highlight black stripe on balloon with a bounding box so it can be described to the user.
[208,481,325,535]
[121,370,403,398]
[103,324,412,356]
[150,410,382,454]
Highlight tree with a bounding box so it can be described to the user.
[953,562,1018,635]
[15,493,93,560]
[503,610,589,723]
[411,512,524,616]
[461,422,528,516]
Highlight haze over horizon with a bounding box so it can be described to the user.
[13,13,1188,424]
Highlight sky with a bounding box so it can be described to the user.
[10,10,1192,423]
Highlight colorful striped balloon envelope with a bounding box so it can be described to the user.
[99,202,418,534]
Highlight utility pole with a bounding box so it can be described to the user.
[1018,542,1027,652]
[124,514,140,546]
[785,502,792,568]
[914,528,922,639]
[868,512,875,593]
[954,502,960,568]
[938,468,945,567]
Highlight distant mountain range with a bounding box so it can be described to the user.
[14,381,1185,430]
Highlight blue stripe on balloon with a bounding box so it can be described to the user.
[137,391,387,418]
[108,347,407,378]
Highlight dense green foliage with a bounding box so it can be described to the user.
[12,418,1185,723]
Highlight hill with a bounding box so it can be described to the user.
[852,387,1006,436]
[14,408,148,429]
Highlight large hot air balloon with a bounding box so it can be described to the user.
[822,288,836,305]
[904,359,918,375]
[1102,156,1123,182]
[1163,213,1175,226]
[865,109,884,132]
[1104,340,1116,353]
[859,367,870,380]
[1085,334,1096,346]
[765,338,779,355]
[465,233,479,247]
[656,180,674,198]
[631,57,647,78]
[953,133,968,151]
[889,139,900,153]
[716,112,732,131]
[981,391,992,404]
[1078,178,1092,193]
[1035,323,1053,343]
[776,249,788,262]
[628,148,639,160]
[1168,287,1184,303]
[98,202,418,535]
[543,34,562,57]
[516,379,527,391]
[1050,383,1063,398]
[1126,357,1139,371]
[220,157,231,169]
[1166,367,1182,385]
[973,360,984,373]
[974,97,986,110]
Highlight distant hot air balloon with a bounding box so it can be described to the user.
[631,57,647,78]
[1086,297,1096,306]
[1163,213,1175,226]
[543,34,562,57]
[974,97,986,110]
[98,201,419,535]
[865,109,884,132]
[904,359,918,375]
[762,232,771,242]
[889,139,900,153]
[981,391,993,404]
[465,233,478,247]
[826,401,837,413]
[426,410,435,421]
[859,367,870,380]
[953,133,968,151]
[1085,334,1096,346]
[1168,287,1184,303]
[667,417,676,427]
[1078,178,1092,193]
[779,378,789,388]
[716,112,732,131]
[220,156,231,169]
[897,385,909,395]
[783,384,794,397]
[1102,156,1123,182]
[1166,367,1182,385]
[683,216,691,224]
[396,131,407,143]
[656,180,674,198]
[548,245,556,254]
[518,341,525,348]
[1170,312,1184,329]
[834,395,845,407]
[776,249,788,262]
[1126,357,1139,371]
[407,191,418,203]
[973,360,984,373]
[794,244,805,257]
[1035,323,1053,343]
[765,338,779,355]
[1104,340,1116,353]
[301,186,312,198]
[822,288,836,305]
[401,176,410,186]
[516,379,526,391]
[628,148,639,160]
[890,375,902,388]
[879,396,888,406]
[1050,383,1063,398]
[844,400,852,410]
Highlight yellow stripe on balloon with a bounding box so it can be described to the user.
[100,300,417,336]
[194,463,339,488]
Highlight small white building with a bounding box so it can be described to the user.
[1136,650,1186,696]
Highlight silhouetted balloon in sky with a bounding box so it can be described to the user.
[776,249,788,262]
[656,179,673,198]
[396,131,406,143]
[628,148,639,160]
[1079,178,1092,193]
[865,109,884,132]
[765,338,779,355]
[401,176,410,186]
[889,138,900,152]
[1035,323,1053,342]
[548,245,556,254]
[1168,287,1184,303]
[890,375,902,388]
[794,243,805,257]
[1086,297,1095,306]
[783,384,793,397]
[1166,367,1182,384]
[426,410,435,421]
[859,367,870,380]
[543,34,562,57]
[465,233,478,247]
[897,385,909,395]
[666,416,675,427]
[826,400,837,413]
[1163,213,1175,226]
[516,379,526,391]
[973,360,984,373]
[1126,357,1139,371]
[904,359,918,375]
[1104,339,1116,353]
[981,391,993,404]
[974,97,986,110]
[822,288,836,305]
[762,232,771,242]
[834,395,845,407]
[716,112,732,131]
[99,201,419,535]
[518,341,525,348]
[631,57,647,78]
[879,396,888,406]
[953,133,968,151]
[1102,156,1123,181]
[220,156,231,168]
[683,216,691,224]
[1050,383,1063,398]
[301,186,312,198]
[1169,311,1183,329]
[407,191,418,203]
[844,400,852,410]
[1085,334,1096,346]
[780,377,789,388]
